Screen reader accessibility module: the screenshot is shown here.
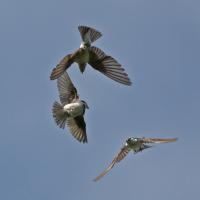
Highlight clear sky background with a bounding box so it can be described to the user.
[0,0,200,199]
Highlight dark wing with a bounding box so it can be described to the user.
[93,145,131,182]
[66,116,87,143]
[78,26,102,44]
[50,54,74,80]
[88,46,132,86]
[57,72,78,105]
[141,137,178,144]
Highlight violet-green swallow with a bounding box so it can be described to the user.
[93,137,177,181]
[52,71,89,143]
[50,25,132,86]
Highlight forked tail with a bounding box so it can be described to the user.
[52,101,68,129]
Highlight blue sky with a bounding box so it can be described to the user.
[0,0,200,199]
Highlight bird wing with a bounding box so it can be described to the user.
[57,72,78,105]
[88,46,132,86]
[78,25,102,44]
[50,53,74,80]
[93,145,131,182]
[66,116,87,143]
[141,137,178,144]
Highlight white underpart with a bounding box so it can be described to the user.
[80,42,86,49]
[63,102,84,118]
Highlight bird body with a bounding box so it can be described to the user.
[93,137,177,181]
[126,138,141,150]
[74,48,89,64]
[52,72,89,143]
[73,48,90,73]
[126,137,152,153]
[63,100,86,118]
[50,25,132,86]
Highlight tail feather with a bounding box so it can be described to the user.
[142,144,153,150]
[78,26,102,44]
[52,101,68,129]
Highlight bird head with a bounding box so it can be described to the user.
[126,137,139,145]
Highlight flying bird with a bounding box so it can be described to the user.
[52,71,89,143]
[93,137,177,181]
[50,25,132,86]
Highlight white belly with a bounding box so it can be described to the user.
[63,102,84,118]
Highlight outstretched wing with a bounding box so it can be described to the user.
[93,145,131,182]
[141,137,178,144]
[50,54,74,80]
[66,116,87,143]
[78,25,102,45]
[57,72,78,105]
[88,46,132,86]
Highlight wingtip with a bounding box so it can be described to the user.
[164,137,178,143]
[170,137,178,142]
[50,75,55,80]
[93,177,99,182]
[156,137,178,144]
[50,68,58,80]
[127,80,132,86]
[83,138,88,143]
[93,174,103,182]
[77,134,88,144]
[121,79,132,86]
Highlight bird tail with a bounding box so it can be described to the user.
[143,144,153,150]
[87,27,102,43]
[52,101,68,129]
[135,144,153,154]
[78,26,102,44]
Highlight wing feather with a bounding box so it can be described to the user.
[141,137,178,144]
[93,145,130,181]
[66,116,87,143]
[50,54,74,80]
[89,46,132,86]
[57,72,78,105]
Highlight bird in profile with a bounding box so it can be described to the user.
[52,71,89,143]
[50,25,132,86]
[93,137,177,181]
